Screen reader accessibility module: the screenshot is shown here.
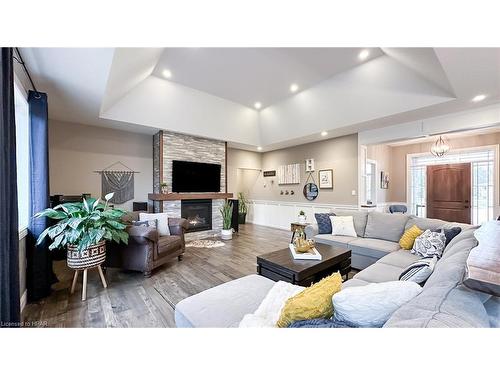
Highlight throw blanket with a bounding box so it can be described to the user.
[101,171,134,204]
[239,281,304,328]
[288,318,358,328]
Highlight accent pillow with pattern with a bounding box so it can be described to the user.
[132,219,158,228]
[314,213,336,234]
[411,229,446,258]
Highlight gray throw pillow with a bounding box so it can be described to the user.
[364,211,409,242]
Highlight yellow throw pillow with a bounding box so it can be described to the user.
[276,272,342,328]
[399,225,423,250]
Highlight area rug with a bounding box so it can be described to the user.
[186,239,225,248]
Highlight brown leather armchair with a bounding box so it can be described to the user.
[106,212,189,277]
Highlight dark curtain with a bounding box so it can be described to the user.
[0,47,21,325]
[26,90,55,301]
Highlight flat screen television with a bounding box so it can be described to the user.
[172,160,221,193]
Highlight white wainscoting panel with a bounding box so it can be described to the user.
[247,200,358,230]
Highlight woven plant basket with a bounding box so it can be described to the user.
[67,240,106,270]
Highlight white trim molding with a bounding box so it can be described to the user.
[246,199,358,230]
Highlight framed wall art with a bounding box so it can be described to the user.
[380,171,389,189]
[318,169,333,189]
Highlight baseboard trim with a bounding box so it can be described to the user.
[20,290,27,312]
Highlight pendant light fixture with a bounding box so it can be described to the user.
[431,135,450,157]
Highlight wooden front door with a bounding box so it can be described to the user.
[427,163,471,224]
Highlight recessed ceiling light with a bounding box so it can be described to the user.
[257,146,262,151]
[254,102,262,110]
[162,69,172,79]
[290,83,299,93]
[358,50,370,61]
[321,131,328,137]
[472,94,486,102]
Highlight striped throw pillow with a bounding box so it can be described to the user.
[399,256,438,284]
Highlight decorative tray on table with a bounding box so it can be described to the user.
[289,237,322,261]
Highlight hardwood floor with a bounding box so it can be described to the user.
[22,224,292,328]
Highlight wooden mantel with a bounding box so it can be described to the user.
[464,220,500,297]
[148,192,233,201]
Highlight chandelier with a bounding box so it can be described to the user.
[430,136,450,157]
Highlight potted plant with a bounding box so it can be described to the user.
[35,193,129,270]
[298,210,307,224]
[237,192,249,224]
[160,182,168,194]
[220,200,233,240]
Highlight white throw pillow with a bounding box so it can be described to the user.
[332,281,423,327]
[139,212,170,236]
[330,216,357,237]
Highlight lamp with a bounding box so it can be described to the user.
[430,136,450,157]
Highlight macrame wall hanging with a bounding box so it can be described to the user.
[94,161,139,204]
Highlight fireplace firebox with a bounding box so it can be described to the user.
[181,199,212,233]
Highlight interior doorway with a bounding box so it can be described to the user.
[408,146,497,225]
[426,163,471,224]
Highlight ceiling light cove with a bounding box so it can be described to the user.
[321,131,328,137]
[290,83,299,93]
[257,146,263,151]
[254,102,262,110]
[162,69,172,79]
[358,49,370,61]
[472,94,486,102]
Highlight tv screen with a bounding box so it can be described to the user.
[172,160,221,193]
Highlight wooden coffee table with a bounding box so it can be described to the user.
[257,243,351,287]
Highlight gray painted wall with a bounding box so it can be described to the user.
[228,134,359,205]
[49,120,153,211]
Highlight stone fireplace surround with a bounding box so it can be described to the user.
[153,131,228,240]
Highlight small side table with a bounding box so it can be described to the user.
[290,222,310,243]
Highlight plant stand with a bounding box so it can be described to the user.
[70,265,107,301]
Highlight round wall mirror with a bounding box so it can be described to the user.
[303,183,319,201]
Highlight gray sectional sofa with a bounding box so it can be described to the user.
[175,211,500,328]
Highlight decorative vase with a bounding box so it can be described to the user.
[67,240,106,270]
[221,229,233,240]
[161,185,168,194]
[298,215,306,224]
[238,212,247,224]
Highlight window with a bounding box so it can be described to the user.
[408,147,497,225]
[365,160,376,204]
[14,83,30,231]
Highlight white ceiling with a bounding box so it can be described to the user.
[18,47,500,150]
[151,48,384,109]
